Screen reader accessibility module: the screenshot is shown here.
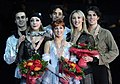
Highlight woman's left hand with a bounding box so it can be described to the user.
[82,56,93,62]
[59,77,69,84]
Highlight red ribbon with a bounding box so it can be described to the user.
[26,70,37,84]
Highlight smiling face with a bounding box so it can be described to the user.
[87,10,99,25]
[53,25,64,37]
[51,8,64,21]
[15,12,27,28]
[30,17,41,31]
[51,19,65,38]
[71,12,83,28]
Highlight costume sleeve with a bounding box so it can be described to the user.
[100,30,119,63]
[42,53,56,73]
[3,36,18,64]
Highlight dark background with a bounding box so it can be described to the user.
[0,0,120,84]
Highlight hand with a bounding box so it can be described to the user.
[59,73,70,84]
[19,35,25,43]
[59,78,69,84]
[94,55,99,59]
[82,56,93,62]
[17,35,25,49]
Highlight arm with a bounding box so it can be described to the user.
[44,41,50,54]
[100,30,119,63]
[42,41,51,62]
[42,41,56,73]
[16,35,25,50]
[3,36,18,64]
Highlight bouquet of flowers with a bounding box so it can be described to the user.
[19,53,48,84]
[69,43,99,68]
[59,56,85,80]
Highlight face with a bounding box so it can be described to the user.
[15,12,27,28]
[51,8,64,21]
[53,25,64,37]
[87,10,99,25]
[30,17,41,31]
[71,12,83,28]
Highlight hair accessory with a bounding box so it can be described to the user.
[38,13,41,16]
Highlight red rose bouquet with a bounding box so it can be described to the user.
[69,43,99,68]
[19,53,48,84]
[59,56,85,80]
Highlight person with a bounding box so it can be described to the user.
[3,9,28,83]
[43,5,71,40]
[16,12,52,84]
[85,6,119,84]
[42,19,80,84]
[68,10,98,84]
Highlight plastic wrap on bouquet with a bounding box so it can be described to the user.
[69,43,99,68]
[59,56,85,81]
[25,70,43,84]
[19,53,48,84]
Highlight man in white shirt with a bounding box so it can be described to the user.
[3,9,28,83]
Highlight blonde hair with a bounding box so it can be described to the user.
[27,24,44,33]
[69,10,89,36]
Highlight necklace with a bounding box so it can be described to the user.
[31,35,44,52]
[27,31,48,37]
[54,39,65,58]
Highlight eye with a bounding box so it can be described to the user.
[21,16,25,19]
[60,26,63,29]
[54,27,58,30]
[53,12,57,15]
[58,12,62,16]
[87,14,91,16]
[30,19,34,22]
[72,17,76,19]
[93,14,97,16]
[36,19,40,22]
[16,16,20,19]
[78,16,82,19]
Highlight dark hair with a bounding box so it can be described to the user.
[85,6,102,24]
[86,6,101,17]
[49,5,67,16]
[13,3,27,17]
[29,12,42,20]
[51,19,65,30]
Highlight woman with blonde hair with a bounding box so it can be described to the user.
[68,10,99,84]
[69,10,89,41]
[17,12,52,84]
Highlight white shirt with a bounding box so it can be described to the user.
[4,35,18,64]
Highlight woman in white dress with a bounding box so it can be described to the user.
[42,19,80,84]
